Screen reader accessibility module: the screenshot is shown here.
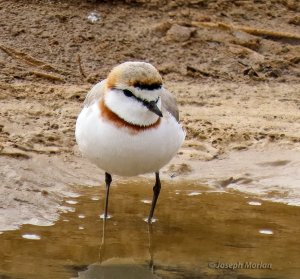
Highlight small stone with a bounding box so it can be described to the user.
[152,21,172,37]
[288,16,300,25]
[166,24,196,42]
[180,9,190,17]
[87,12,101,23]
[231,31,261,51]
[158,62,178,75]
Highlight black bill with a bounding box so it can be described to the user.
[146,100,163,117]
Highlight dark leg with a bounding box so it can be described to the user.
[148,172,161,223]
[104,172,112,219]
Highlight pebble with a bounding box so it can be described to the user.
[166,24,196,42]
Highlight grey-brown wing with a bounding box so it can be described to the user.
[83,80,106,107]
[161,89,180,121]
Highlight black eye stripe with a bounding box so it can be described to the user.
[133,83,162,91]
[122,89,159,106]
[123,89,134,97]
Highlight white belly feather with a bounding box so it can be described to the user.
[75,102,185,176]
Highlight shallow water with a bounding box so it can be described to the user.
[0,180,300,279]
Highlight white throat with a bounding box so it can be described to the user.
[104,89,161,126]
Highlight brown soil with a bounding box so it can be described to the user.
[0,0,299,230]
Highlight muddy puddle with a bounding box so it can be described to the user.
[0,180,300,279]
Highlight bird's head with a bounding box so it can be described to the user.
[104,61,164,126]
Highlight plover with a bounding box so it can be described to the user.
[75,61,185,223]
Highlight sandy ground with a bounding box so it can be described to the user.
[0,0,300,231]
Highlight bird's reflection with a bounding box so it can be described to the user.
[76,219,160,279]
[98,218,107,264]
[148,223,154,273]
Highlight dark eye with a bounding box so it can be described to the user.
[123,89,134,98]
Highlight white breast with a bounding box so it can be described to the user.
[75,102,185,176]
